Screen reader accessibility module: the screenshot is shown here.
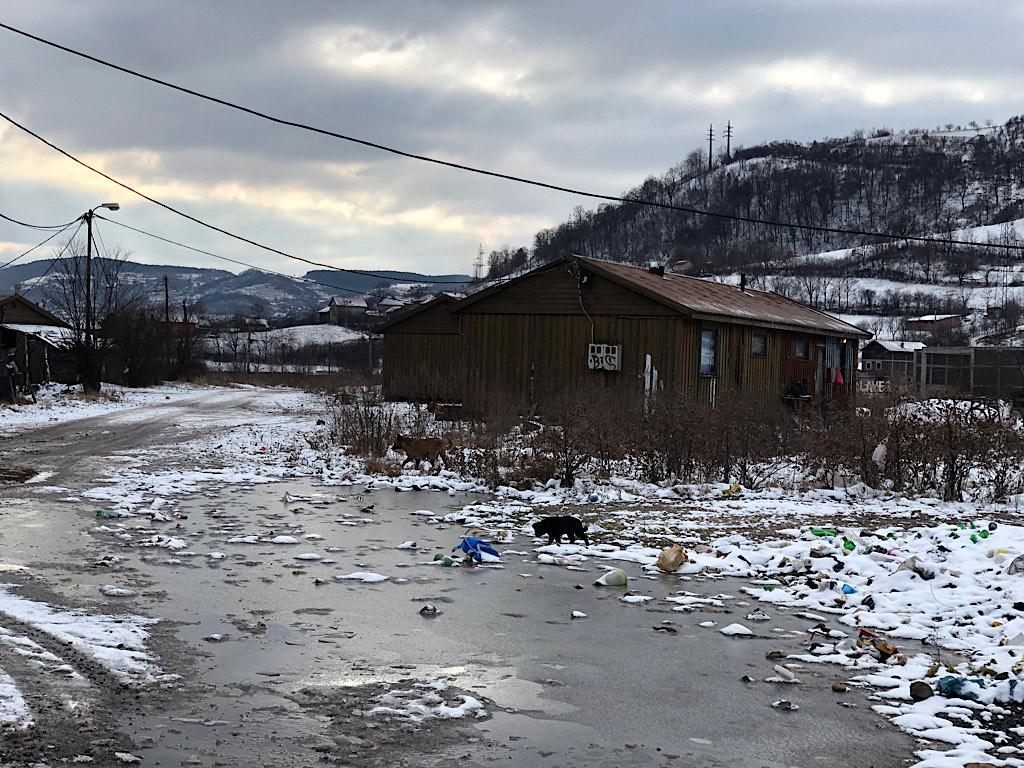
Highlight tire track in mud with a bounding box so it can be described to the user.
[0,600,153,765]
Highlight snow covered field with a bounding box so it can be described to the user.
[249,324,367,347]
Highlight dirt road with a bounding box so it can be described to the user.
[0,390,917,767]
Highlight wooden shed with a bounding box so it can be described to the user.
[0,294,75,386]
[381,256,869,414]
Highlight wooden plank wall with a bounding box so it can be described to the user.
[382,266,858,412]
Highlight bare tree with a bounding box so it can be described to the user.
[42,234,148,391]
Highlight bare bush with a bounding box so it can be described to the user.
[326,390,401,458]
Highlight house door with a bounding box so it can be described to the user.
[815,343,827,396]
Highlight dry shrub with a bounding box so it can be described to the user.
[326,390,400,458]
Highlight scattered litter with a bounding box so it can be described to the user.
[771,700,799,711]
[419,604,439,617]
[745,609,770,622]
[656,544,688,573]
[909,681,933,701]
[397,540,418,550]
[594,568,628,587]
[453,537,500,563]
[767,665,799,684]
[570,611,587,619]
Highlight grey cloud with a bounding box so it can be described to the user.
[1,0,1022,275]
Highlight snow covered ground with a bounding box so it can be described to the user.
[4,385,1024,765]
[0,383,204,437]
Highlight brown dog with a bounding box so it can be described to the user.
[392,434,450,470]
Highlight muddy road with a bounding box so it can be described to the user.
[0,391,918,767]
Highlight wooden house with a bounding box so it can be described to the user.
[904,314,962,333]
[859,339,926,388]
[381,256,869,414]
[0,294,75,386]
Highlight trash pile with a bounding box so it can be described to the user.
[701,520,1024,766]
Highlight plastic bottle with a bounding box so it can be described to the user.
[811,528,838,537]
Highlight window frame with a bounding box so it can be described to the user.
[751,333,768,358]
[698,327,718,377]
[793,337,810,360]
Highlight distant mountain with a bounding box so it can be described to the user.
[304,269,472,296]
[0,258,471,320]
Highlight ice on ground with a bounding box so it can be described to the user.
[99,586,137,598]
[293,553,323,561]
[366,680,486,723]
[0,667,32,728]
[0,584,164,685]
[269,535,299,544]
[620,595,654,604]
[335,572,387,583]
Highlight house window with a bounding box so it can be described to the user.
[699,329,717,376]
[793,338,809,360]
[751,334,767,357]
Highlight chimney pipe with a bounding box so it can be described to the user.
[740,273,747,292]
[649,263,665,277]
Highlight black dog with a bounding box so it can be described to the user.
[532,516,589,545]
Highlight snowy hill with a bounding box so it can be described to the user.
[0,259,470,320]
[252,324,366,347]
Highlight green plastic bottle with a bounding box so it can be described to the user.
[843,539,856,552]
[811,528,838,537]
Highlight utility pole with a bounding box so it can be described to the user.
[163,275,171,373]
[725,121,733,161]
[473,244,484,282]
[83,209,94,390]
[80,203,119,392]
[707,124,715,170]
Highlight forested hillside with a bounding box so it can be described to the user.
[481,117,1024,341]
[513,117,1024,273]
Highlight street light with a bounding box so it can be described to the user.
[82,202,119,391]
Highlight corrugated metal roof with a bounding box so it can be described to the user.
[577,257,871,338]
[867,339,927,353]
[0,323,75,349]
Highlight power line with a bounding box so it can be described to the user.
[11,220,85,293]
[4,23,1021,254]
[94,214,369,297]
[0,210,81,230]
[4,107,1024,262]
[0,219,80,271]
[0,110,471,285]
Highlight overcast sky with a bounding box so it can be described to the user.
[1,0,1022,277]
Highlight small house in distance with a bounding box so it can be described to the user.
[859,339,926,389]
[0,294,75,386]
[317,296,368,326]
[905,314,962,333]
[381,256,869,414]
